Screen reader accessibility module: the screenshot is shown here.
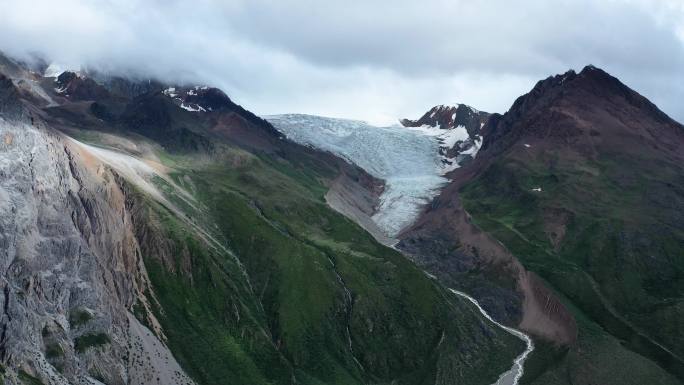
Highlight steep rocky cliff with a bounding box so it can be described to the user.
[0,105,194,384]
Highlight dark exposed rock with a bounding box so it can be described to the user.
[0,74,24,120]
[94,75,165,99]
[401,103,490,137]
[478,65,684,161]
[161,86,283,138]
[55,71,111,101]
[118,92,213,152]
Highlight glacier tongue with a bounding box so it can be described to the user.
[267,114,463,237]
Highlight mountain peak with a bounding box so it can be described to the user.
[578,64,610,76]
[519,65,630,104]
[525,65,652,109]
[575,64,631,91]
[401,103,488,133]
[54,70,110,101]
[478,65,683,160]
[398,103,490,171]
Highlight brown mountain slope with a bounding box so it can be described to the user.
[400,65,684,385]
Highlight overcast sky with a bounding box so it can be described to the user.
[0,0,682,125]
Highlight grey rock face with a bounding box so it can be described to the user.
[0,117,194,385]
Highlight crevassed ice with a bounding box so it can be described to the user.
[267,114,465,237]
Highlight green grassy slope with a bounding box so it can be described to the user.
[460,148,684,385]
[113,137,525,385]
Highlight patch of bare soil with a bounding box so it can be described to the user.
[325,173,394,246]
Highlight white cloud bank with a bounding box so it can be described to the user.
[0,0,682,124]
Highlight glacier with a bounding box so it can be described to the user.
[267,114,473,237]
[267,114,534,385]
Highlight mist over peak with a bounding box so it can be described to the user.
[1,0,682,123]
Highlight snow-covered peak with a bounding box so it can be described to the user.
[399,102,489,170]
[431,103,479,116]
[401,103,488,131]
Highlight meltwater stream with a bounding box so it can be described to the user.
[449,289,534,385]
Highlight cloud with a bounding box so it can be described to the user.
[0,0,682,124]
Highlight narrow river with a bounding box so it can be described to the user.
[449,289,534,385]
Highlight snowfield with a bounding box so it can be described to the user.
[267,114,479,237]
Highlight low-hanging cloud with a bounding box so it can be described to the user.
[0,0,682,124]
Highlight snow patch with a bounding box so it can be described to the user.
[44,63,67,78]
[461,135,482,157]
[180,103,206,112]
[403,123,476,173]
[163,87,207,112]
[439,125,469,149]
[162,87,178,97]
